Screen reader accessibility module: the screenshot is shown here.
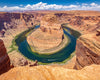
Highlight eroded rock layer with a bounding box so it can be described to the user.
[0,64,100,80]
[27,14,64,51]
[0,12,42,37]
[0,39,10,74]
[74,33,100,69]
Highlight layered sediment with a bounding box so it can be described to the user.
[27,14,64,51]
[0,39,10,74]
[0,12,42,37]
[0,64,100,80]
[74,33,100,69]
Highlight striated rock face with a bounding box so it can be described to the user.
[74,33,100,69]
[27,14,64,51]
[0,12,41,37]
[40,14,62,33]
[0,11,100,37]
[0,13,33,30]
[0,39,10,74]
[0,64,100,80]
[53,11,100,34]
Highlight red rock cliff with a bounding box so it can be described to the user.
[0,39,10,74]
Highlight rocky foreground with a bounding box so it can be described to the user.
[0,65,100,80]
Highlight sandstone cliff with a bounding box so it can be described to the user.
[0,12,41,37]
[0,64,100,80]
[0,39,10,74]
[54,11,100,34]
[74,33,100,69]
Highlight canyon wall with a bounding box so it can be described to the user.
[74,33,100,69]
[54,11,100,34]
[0,11,100,37]
[0,12,42,37]
[0,39,10,74]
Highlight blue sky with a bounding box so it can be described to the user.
[0,0,100,11]
[0,0,100,6]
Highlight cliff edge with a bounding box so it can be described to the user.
[0,39,10,74]
[74,32,100,69]
[0,64,100,80]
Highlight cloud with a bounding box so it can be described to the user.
[0,2,100,11]
[20,4,23,7]
[90,3,97,6]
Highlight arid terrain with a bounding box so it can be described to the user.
[0,10,100,80]
[27,14,66,53]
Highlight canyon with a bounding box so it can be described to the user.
[27,14,64,52]
[0,11,100,79]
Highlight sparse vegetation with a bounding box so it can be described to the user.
[8,26,36,53]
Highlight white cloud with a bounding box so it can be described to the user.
[0,2,100,11]
[90,3,97,6]
[82,3,88,6]
[20,4,23,7]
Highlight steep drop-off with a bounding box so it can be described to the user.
[74,33,100,69]
[0,12,42,37]
[0,39,10,74]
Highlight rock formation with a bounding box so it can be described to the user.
[0,39,10,74]
[0,12,41,37]
[0,11,100,36]
[27,14,64,51]
[9,52,38,67]
[0,64,100,80]
[53,11,100,34]
[74,32,100,69]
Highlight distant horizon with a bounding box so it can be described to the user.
[0,1,100,11]
[1,10,100,13]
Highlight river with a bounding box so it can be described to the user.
[15,25,77,63]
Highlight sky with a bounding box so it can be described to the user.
[0,0,100,11]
